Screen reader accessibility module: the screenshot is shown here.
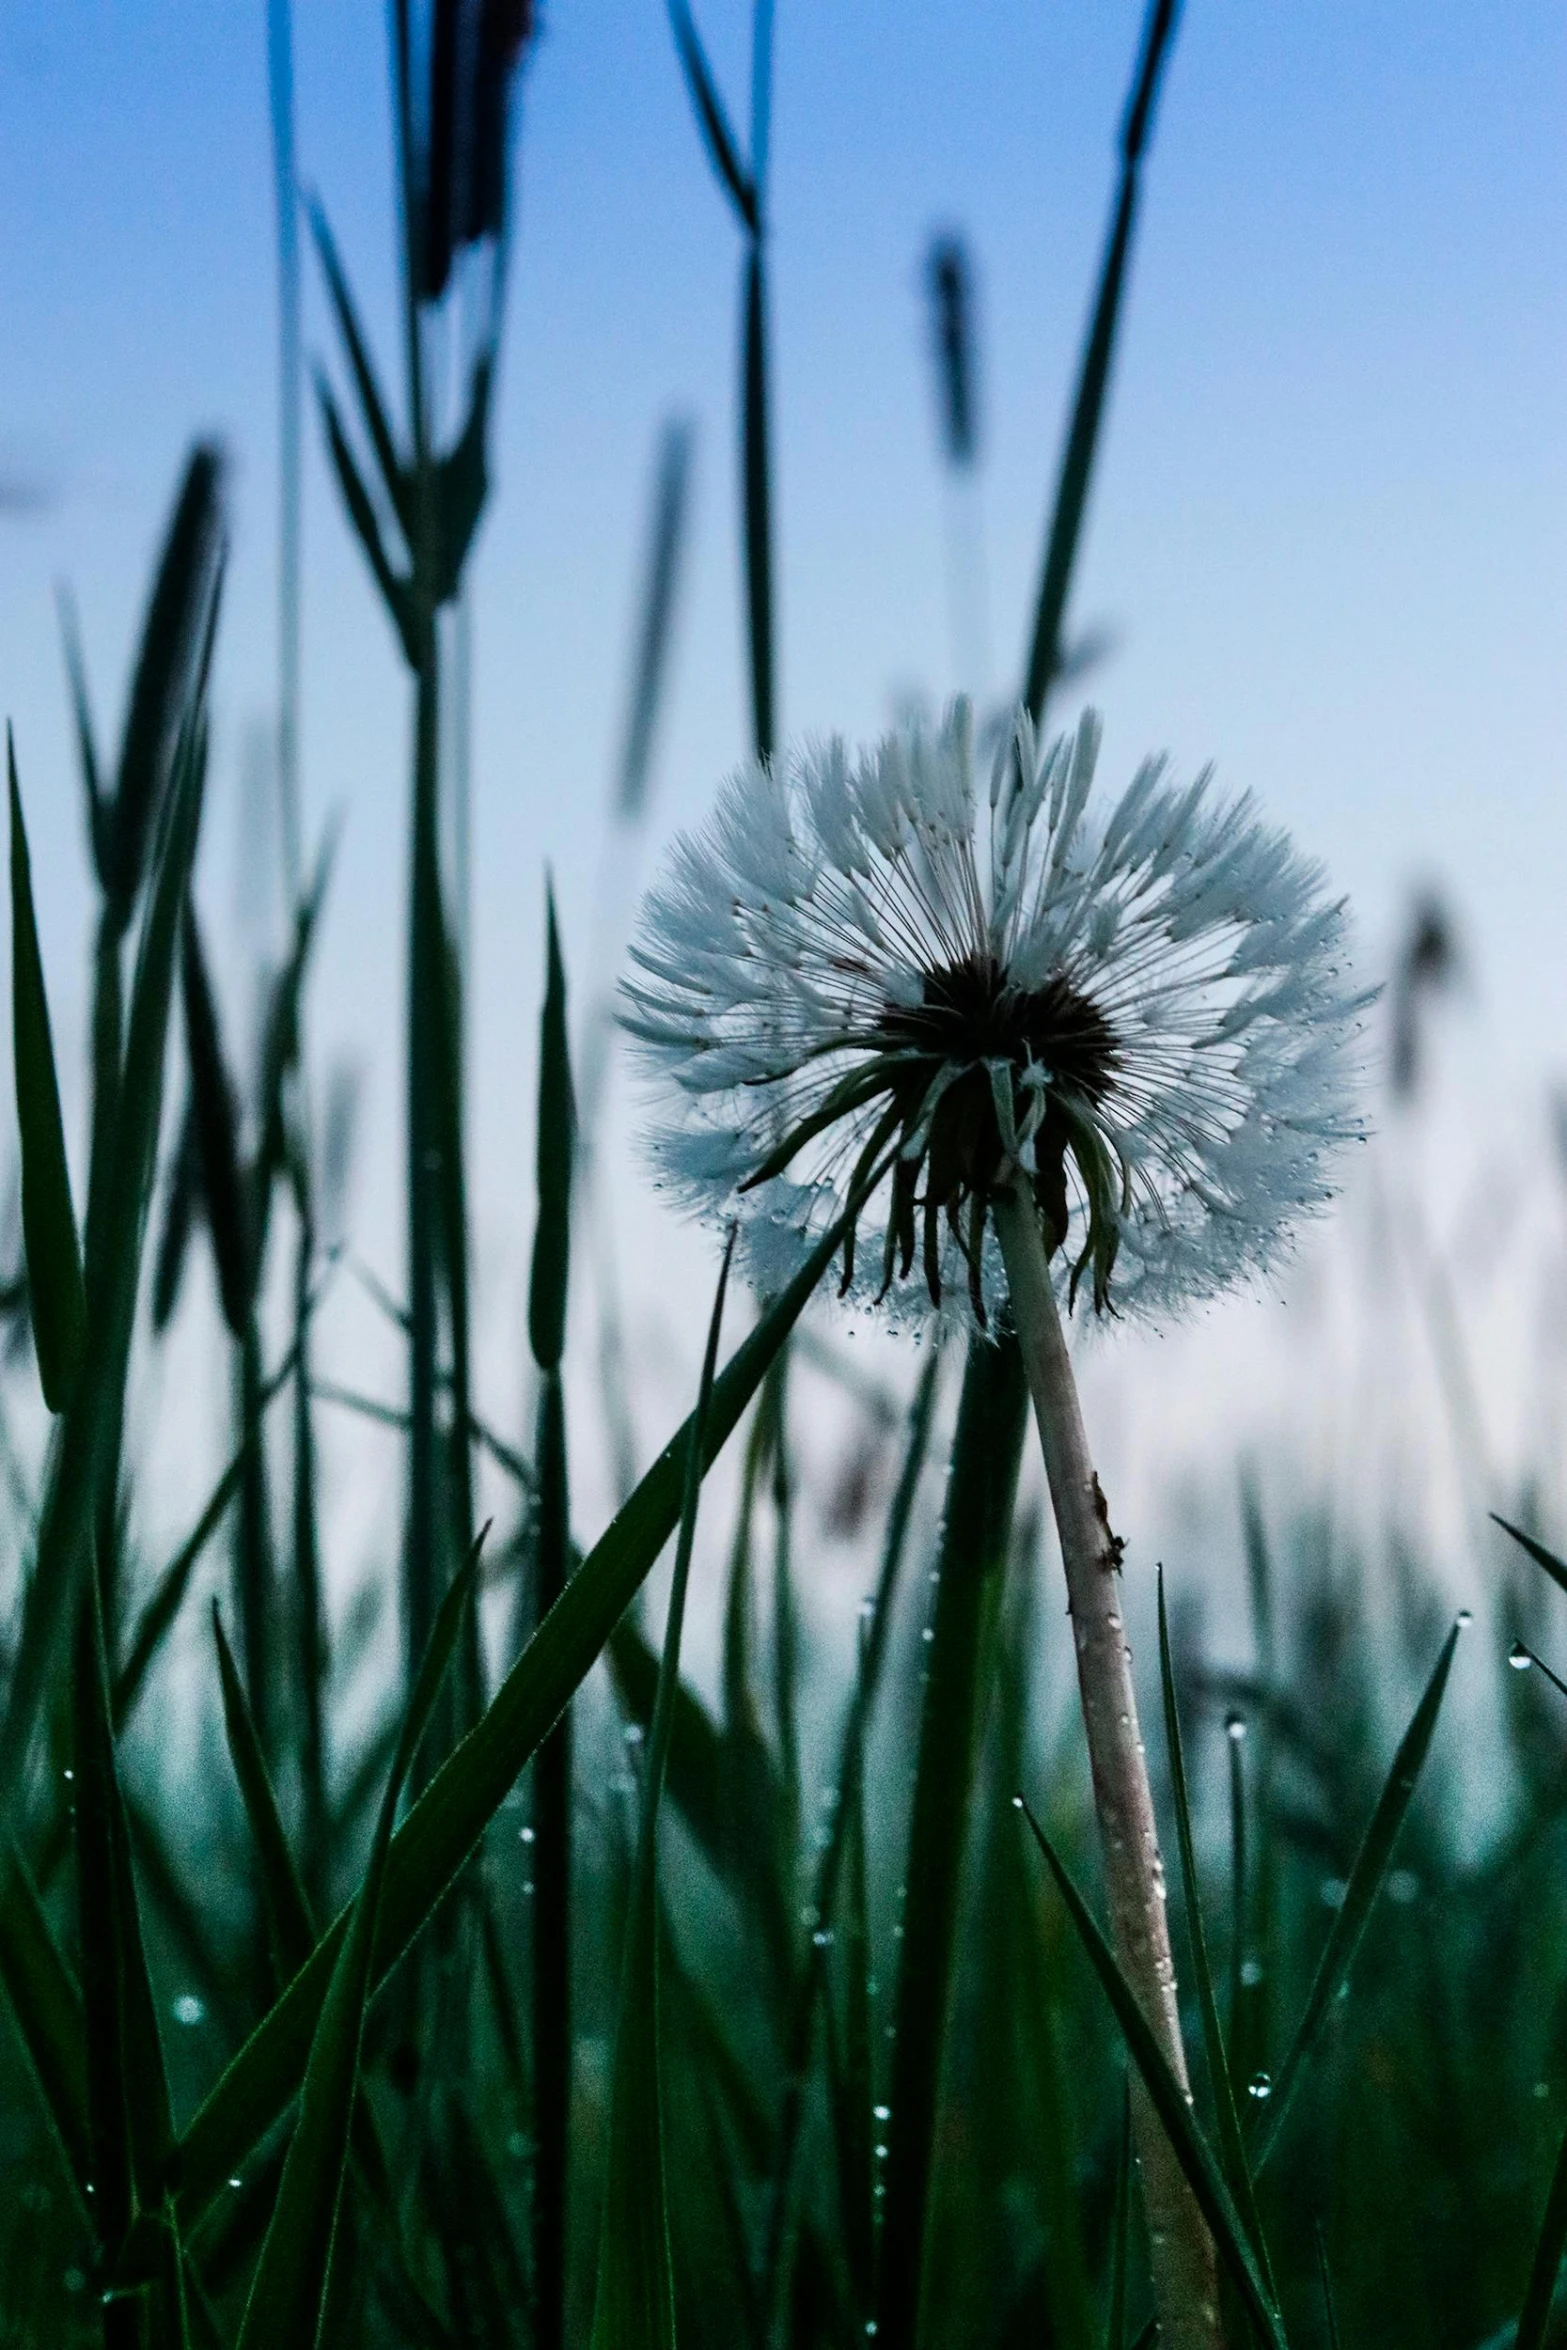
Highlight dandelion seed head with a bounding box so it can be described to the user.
[623,701,1370,1329]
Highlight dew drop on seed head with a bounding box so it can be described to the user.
[1510,1641,1534,1671]
[1246,2072,1272,2102]
[1456,1608,1473,1628]
[1011,1794,1023,1810]
[1225,1711,1247,1743]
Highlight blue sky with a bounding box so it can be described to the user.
[0,2,1562,1397]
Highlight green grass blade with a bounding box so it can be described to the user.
[1018,1799,1288,2350]
[1021,0,1180,725]
[529,883,573,1376]
[106,445,224,926]
[306,198,411,538]
[151,1095,201,1332]
[234,1545,480,2350]
[614,417,695,824]
[212,1604,315,1977]
[0,662,210,1802]
[1494,1513,1567,1601]
[8,731,87,1411]
[173,1199,853,2229]
[314,372,417,662]
[666,0,758,230]
[873,1334,1028,2350]
[179,899,250,1337]
[588,1232,734,2350]
[1251,1619,1462,2174]
[55,582,109,887]
[0,1833,90,2202]
[761,1339,941,2310]
[1156,1571,1276,2296]
[742,247,775,761]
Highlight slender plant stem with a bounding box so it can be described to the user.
[991,1169,1220,2350]
[265,0,303,905]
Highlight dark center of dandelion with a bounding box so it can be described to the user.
[857,955,1121,1323]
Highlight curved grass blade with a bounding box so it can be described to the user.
[588,1230,734,2350]
[233,1540,481,2350]
[1017,1798,1287,2350]
[56,582,108,886]
[173,1195,857,2229]
[9,731,86,1410]
[666,0,757,231]
[742,247,774,762]
[314,372,417,662]
[615,418,695,825]
[0,1832,90,2202]
[1021,0,1181,725]
[1156,1570,1275,2296]
[0,666,211,1802]
[1250,1618,1462,2174]
[106,445,224,927]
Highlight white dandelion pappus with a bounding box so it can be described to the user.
[621,700,1369,1328]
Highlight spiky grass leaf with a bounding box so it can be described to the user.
[1021,0,1180,725]
[615,417,696,824]
[1494,1513,1567,1602]
[307,199,412,539]
[1105,2081,1131,2350]
[212,1604,314,1977]
[0,656,211,1799]
[180,900,250,1337]
[1017,1799,1288,2350]
[0,1833,90,2202]
[234,1541,480,2350]
[589,1232,734,2350]
[173,1195,855,2229]
[1156,1571,1276,2293]
[1250,1618,1462,2173]
[666,0,757,230]
[741,248,774,761]
[8,734,86,1411]
[106,445,224,926]
[529,884,573,1373]
[314,372,418,663]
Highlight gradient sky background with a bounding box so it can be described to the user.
[0,2,1562,1571]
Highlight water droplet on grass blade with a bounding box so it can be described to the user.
[1456,1608,1473,1628]
[1247,2072,1272,2101]
[1225,1711,1247,1742]
[171,1992,205,2026]
[1510,1641,1533,1671]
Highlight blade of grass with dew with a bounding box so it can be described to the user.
[761,1337,941,2312]
[1250,1618,1463,2174]
[1017,1799,1288,2350]
[1157,1571,1276,2293]
[529,883,575,2350]
[233,1540,481,2350]
[768,1356,801,1874]
[719,1397,795,2001]
[172,1187,863,2229]
[0,652,212,1803]
[835,1645,876,2324]
[1020,0,1181,723]
[8,733,86,1412]
[588,1231,734,2350]
[0,1833,90,2202]
[872,1334,1027,2350]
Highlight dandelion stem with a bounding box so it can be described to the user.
[992,1166,1220,2350]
